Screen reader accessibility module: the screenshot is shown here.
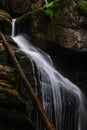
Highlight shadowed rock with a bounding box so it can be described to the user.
[0,9,11,34]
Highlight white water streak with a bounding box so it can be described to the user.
[12,19,16,37]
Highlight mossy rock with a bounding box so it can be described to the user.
[0,9,12,34]
[16,0,80,47]
[16,0,65,45]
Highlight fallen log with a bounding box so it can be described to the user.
[0,32,56,130]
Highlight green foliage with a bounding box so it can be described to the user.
[44,2,54,18]
[44,1,54,8]
[0,93,7,99]
[32,19,38,30]
[44,0,64,23]
[76,0,87,16]
[31,12,38,31]
[31,11,43,39]
[45,9,54,17]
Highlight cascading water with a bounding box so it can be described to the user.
[12,19,16,37]
[11,19,87,130]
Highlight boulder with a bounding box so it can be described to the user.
[16,0,87,51]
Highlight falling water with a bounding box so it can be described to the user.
[11,20,87,130]
[44,0,48,4]
[11,19,16,37]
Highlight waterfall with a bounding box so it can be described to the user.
[11,20,87,130]
[11,19,16,37]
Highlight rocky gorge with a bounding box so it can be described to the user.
[0,0,87,129]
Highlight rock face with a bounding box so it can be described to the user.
[0,37,35,130]
[1,0,31,16]
[0,9,11,34]
[16,0,87,51]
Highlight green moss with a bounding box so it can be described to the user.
[0,93,7,99]
[76,0,87,16]
[44,0,64,23]
[43,1,65,45]
[44,2,55,19]
[45,9,54,18]
[15,0,65,45]
[31,0,65,44]
[32,18,39,32]
[31,10,43,39]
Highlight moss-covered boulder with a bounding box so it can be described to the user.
[0,9,11,34]
[16,0,65,45]
[16,0,87,51]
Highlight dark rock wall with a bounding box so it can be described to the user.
[0,0,31,17]
[0,9,11,34]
